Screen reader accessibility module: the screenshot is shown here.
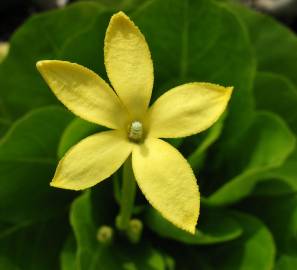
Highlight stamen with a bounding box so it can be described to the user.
[128,121,143,142]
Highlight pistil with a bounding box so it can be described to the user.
[128,121,143,142]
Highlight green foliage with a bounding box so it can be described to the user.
[145,207,243,245]
[0,0,297,269]
[205,212,276,270]
[0,106,73,223]
[206,112,295,206]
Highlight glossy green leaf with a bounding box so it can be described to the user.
[145,207,242,245]
[168,211,275,270]
[209,212,276,270]
[252,72,297,195]
[275,254,297,270]
[77,0,150,10]
[70,188,165,270]
[0,218,68,270]
[253,147,297,196]
[56,10,110,79]
[61,235,77,270]
[0,106,73,223]
[244,194,297,269]
[206,112,295,206]
[229,1,297,89]
[188,116,225,170]
[254,72,297,134]
[0,2,105,132]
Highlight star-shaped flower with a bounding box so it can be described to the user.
[36,12,232,233]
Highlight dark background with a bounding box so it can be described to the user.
[0,0,297,41]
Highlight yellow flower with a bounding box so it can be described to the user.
[36,12,232,234]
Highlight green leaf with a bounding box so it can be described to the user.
[0,106,73,223]
[275,254,297,270]
[76,0,150,10]
[228,1,297,89]
[253,148,297,196]
[209,212,276,270]
[206,111,295,206]
[145,207,242,245]
[0,257,20,270]
[61,235,77,270]
[57,10,110,79]
[0,217,69,270]
[70,188,165,270]
[243,194,297,268]
[0,2,105,131]
[58,117,106,159]
[252,72,297,195]
[188,116,225,170]
[254,72,297,134]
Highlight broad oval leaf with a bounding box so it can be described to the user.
[145,207,242,245]
[0,106,73,223]
[209,212,276,270]
[254,72,297,134]
[0,2,105,133]
[187,116,225,170]
[206,111,295,206]
[0,218,69,270]
[230,2,297,90]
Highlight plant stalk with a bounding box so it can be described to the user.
[116,156,136,231]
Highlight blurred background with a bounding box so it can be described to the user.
[1,0,297,42]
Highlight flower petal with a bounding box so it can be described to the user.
[132,138,199,234]
[104,12,154,118]
[37,60,128,130]
[148,83,233,138]
[51,130,132,190]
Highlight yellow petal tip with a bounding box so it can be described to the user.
[50,178,79,191]
[188,227,196,235]
[109,10,134,28]
[36,60,56,72]
[36,60,44,69]
[50,180,81,191]
[112,11,129,20]
[36,60,50,67]
[50,179,64,189]
[166,214,198,235]
[227,86,234,94]
[49,180,62,188]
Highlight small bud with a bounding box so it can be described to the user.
[115,215,126,231]
[126,218,143,244]
[96,225,114,245]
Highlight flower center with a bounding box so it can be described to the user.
[128,121,143,142]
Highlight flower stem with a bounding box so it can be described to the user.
[116,156,136,231]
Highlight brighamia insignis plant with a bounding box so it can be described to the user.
[36,11,232,234]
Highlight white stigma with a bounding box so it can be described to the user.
[128,121,143,142]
